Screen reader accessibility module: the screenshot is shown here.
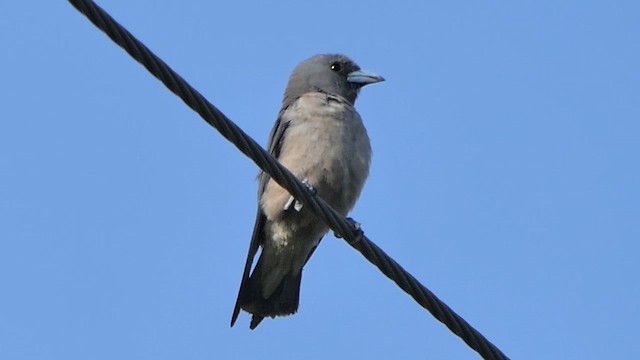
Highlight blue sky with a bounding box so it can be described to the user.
[1,1,639,359]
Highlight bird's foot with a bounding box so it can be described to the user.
[284,195,295,211]
[334,217,364,244]
[283,178,315,212]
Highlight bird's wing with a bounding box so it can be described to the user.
[258,106,291,194]
[230,108,292,327]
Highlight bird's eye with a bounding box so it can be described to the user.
[330,62,342,72]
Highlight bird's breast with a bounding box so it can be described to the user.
[270,93,372,216]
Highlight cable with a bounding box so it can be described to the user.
[67,1,510,359]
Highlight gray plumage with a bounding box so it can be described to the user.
[231,54,384,329]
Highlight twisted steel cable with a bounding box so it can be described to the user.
[68,1,510,359]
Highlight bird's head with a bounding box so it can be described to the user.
[283,54,384,107]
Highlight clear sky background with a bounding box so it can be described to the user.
[1,1,638,359]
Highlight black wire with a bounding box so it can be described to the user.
[67,1,510,359]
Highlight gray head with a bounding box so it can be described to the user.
[282,54,384,109]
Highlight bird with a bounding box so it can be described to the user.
[230,54,384,329]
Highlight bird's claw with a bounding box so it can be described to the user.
[334,217,364,244]
[284,178,316,212]
[284,196,295,211]
[301,178,316,194]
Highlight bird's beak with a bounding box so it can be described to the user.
[347,70,385,85]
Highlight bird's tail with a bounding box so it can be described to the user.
[234,251,303,329]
